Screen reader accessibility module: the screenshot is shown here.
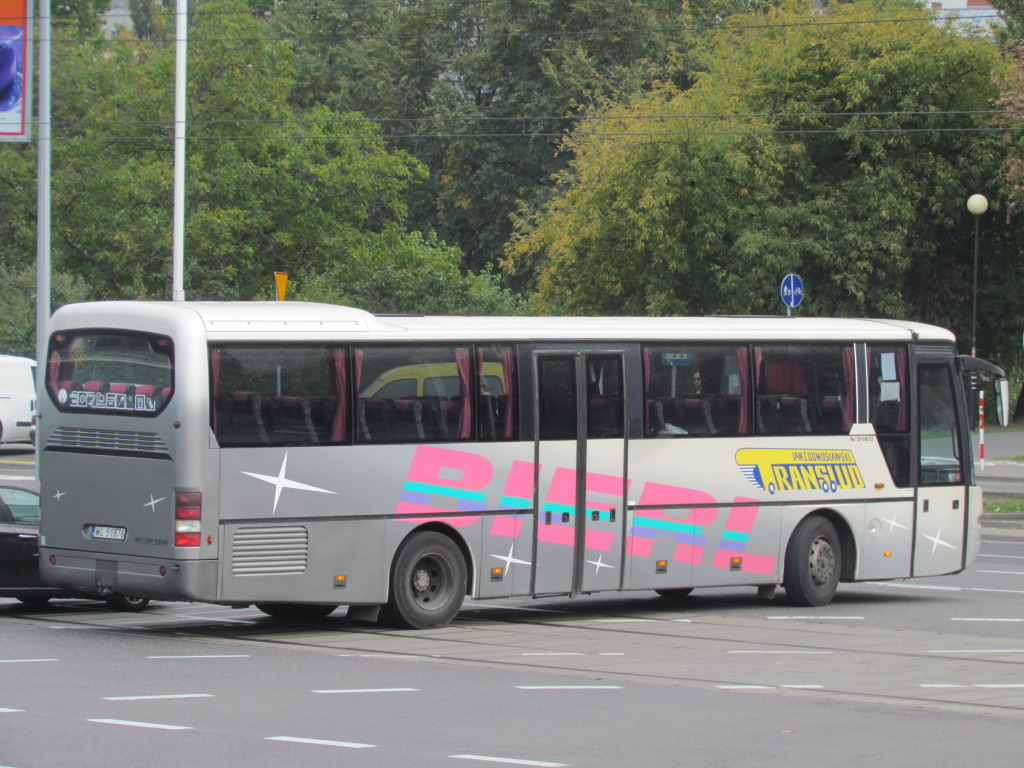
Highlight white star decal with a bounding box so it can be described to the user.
[586,553,615,575]
[922,527,959,555]
[491,543,531,576]
[242,452,337,514]
[882,514,909,533]
[144,494,166,512]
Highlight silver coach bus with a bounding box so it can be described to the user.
[37,301,1008,628]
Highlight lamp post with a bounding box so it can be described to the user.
[967,193,988,470]
[967,193,989,357]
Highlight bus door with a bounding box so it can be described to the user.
[913,360,969,577]
[532,352,628,597]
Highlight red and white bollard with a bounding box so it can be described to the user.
[979,386,986,473]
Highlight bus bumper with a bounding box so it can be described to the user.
[39,549,219,603]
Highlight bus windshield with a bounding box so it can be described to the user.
[46,330,174,416]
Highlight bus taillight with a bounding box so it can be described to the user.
[175,491,202,547]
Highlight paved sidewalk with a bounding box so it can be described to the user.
[980,512,1024,542]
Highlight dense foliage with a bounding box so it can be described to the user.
[2,0,1024,397]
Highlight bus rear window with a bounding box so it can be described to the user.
[46,330,174,416]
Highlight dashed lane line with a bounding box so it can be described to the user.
[102,694,214,701]
[88,718,192,730]
[450,755,568,767]
[312,688,418,694]
[266,736,375,749]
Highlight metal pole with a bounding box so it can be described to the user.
[171,0,187,301]
[35,0,51,484]
[971,214,979,357]
[35,0,51,361]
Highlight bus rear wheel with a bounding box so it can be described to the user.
[255,603,337,620]
[783,516,840,607]
[384,531,467,630]
[105,594,150,612]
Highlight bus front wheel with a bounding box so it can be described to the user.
[384,531,467,630]
[783,516,840,607]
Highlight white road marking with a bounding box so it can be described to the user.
[950,618,1024,622]
[728,650,832,655]
[312,688,418,694]
[592,618,656,623]
[0,707,25,712]
[717,685,772,690]
[515,686,621,690]
[147,654,250,659]
[172,615,258,624]
[865,582,960,591]
[979,554,1024,560]
[266,736,374,749]
[977,570,1024,576]
[88,718,192,730]
[766,616,863,620]
[450,755,568,767]
[928,649,1024,654]
[102,694,214,701]
[717,684,822,690]
[358,654,419,658]
[0,659,58,664]
[922,684,1024,689]
[523,652,583,656]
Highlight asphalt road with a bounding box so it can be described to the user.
[3,547,1024,768]
[3,436,1024,766]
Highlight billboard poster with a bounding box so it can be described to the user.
[0,0,30,142]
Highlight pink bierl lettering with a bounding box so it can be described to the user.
[397,445,491,527]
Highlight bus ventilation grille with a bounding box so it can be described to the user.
[48,427,168,454]
[231,526,309,576]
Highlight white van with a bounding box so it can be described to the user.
[0,355,36,446]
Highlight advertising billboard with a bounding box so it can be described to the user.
[1,0,30,142]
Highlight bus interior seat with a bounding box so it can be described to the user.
[679,396,716,435]
[758,359,811,434]
[358,398,394,442]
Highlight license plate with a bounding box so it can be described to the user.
[89,525,127,541]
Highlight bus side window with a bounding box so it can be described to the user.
[755,344,853,436]
[869,346,910,487]
[641,344,742,437]
[355,345,471,444]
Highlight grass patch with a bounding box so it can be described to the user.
[985,495,1024,514]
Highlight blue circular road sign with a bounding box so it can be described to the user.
[781,273,804,309]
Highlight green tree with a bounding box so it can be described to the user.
[7,1,516,315]
[264,0,753,277]
[507,0,1008,333]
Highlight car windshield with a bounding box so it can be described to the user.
[0,486,39,524]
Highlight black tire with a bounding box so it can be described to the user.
[255,603,337,620]
[654,588,694,599]
[106,594,150,612]
[384,531,467,629]
[783,516,841,607]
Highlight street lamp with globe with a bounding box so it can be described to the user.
[967,193,989,466]
[967,193,989,357]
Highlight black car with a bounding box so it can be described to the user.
[0,485,149,611]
